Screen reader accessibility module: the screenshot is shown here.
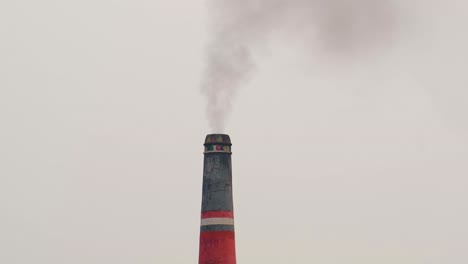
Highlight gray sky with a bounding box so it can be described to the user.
[1,0,467,263]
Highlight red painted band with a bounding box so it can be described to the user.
[199,231,236,264]
[201,211,234,219]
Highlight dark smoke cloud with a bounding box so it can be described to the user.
[201,0,398,132]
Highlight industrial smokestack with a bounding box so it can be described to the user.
[199,134,236,264]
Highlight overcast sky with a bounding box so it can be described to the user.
[1,1,467,263]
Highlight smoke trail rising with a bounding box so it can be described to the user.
[201,0,398,132]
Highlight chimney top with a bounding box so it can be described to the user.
[204,134,232,146]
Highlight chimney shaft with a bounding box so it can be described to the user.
[199,134,236,264]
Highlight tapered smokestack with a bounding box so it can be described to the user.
[199,134,236,264]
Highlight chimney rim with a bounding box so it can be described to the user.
[204,134,232,146]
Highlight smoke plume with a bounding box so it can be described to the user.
[201,0,398,132]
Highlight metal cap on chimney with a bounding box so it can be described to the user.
[204,134,232,154]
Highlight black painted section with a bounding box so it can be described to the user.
[204,134,232,146]
[201,153,233,212]
[200,225,235,232]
